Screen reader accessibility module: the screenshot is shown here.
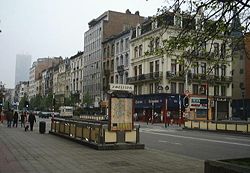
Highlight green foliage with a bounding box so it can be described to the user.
[82,91,92,107]
[150,0,249,76]
[18,93,28,110]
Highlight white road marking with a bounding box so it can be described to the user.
[158,140,182,145]
[141,130,250,147]
[225,137,250,142]
[141,128,176,133]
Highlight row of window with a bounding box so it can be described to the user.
[103,37,130,58]
[133,37,160,58]
[133,60,160,76]
[84,26,102,43]
[103,72,129,86]
[133,41,226,59]
[133,83,227,96]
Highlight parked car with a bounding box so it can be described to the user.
[38,112,50,118]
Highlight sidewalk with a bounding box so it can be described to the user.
[0,122,203,173]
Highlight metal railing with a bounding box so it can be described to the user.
[184,120,250,134]
[50,118,142,149]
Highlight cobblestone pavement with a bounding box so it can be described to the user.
[0,121,203,173]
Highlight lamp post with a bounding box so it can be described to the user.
[241,87,246,120]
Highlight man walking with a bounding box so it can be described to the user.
[13,111,18,127]
[6,110,13,128]
[28,112,36,131]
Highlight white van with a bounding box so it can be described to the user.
[59,106,73,118]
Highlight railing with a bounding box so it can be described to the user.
[128,72,162,84]
[166,71,185,81]
[50,118,143,150]
[185,120,250,134]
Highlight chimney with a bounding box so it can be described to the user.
[135,11,140,16]
[126,9,131,14]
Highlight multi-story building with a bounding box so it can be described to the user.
[113,30,131,85]
[128,13,232,121]
[15,54,31,86]
[53,58,71,105]
[28,57,62,99]
[230,9,250,119]
[102,29,131,107]
[83,9,145,107]
[14,81,29,107]
[70,52,84,106]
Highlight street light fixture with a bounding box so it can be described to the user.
[240,86,246,120]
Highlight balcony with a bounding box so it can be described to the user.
[166,71,185,81]
[128,71,163,84]
[117,65,124,75]
[185,73,232,84]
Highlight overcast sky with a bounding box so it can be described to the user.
[0,0,165,88]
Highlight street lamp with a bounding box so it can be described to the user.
[240,86,246,120]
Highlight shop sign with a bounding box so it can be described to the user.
[190,97,208,109]
[109,83,134,92]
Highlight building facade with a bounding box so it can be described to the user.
[54,58,71,105]
[83,10,145,107]
[28,57,62,99]
[128,14,232,121]
[15,54,31,86]
[70,52,84,106]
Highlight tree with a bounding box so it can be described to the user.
[30,95,43,111]
[82,91,92,107]
[18,93,28,110]
[45,92,53,111]
[146,0,250,77]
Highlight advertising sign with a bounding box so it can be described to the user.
[110,97,133,131]
[189,97,208,109]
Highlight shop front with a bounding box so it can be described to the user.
[134,93,185,124]
[188,95,212,120]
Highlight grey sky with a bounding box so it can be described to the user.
[0,0,165,88]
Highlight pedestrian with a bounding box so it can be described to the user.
[13,111,18,127]
[133,112,138,121]
[6,110,13,128]
[28,112,36,131]
[20,112,25,127]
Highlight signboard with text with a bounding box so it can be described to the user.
[109,83,134,92]
[110,97,133,131]
[189,97,208,109]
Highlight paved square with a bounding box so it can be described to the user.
[0,122,203,173]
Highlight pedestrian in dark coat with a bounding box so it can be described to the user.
[6,110,13,128]
[28,112,36,131]
[13,111,18,127]
[20,112,25,127]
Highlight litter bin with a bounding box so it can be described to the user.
[39,121,46,134]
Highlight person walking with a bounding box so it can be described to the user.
[13,111,18,127]
[20,112,25,127]
[6,110,13,128]
[28,112,36,131]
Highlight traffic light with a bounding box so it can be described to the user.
[183,96,189,108]
[0,100,2,112]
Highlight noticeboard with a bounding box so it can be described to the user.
[109,97,133,131]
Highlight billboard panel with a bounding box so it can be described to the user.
[110,97,133,131]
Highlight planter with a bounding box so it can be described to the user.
[205,158,250,173]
